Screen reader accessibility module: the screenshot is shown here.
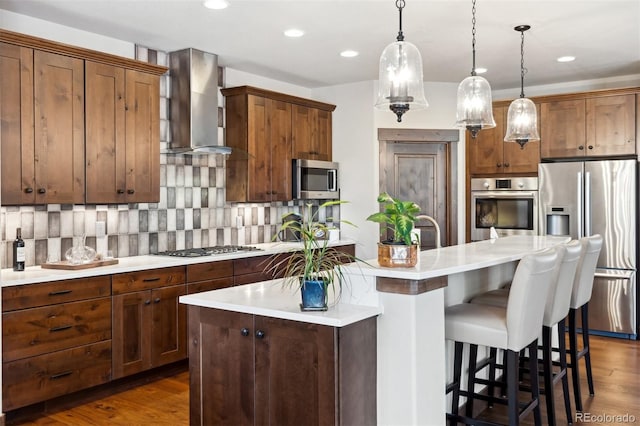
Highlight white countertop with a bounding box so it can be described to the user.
[345,235,570,280]
[0,240,355,287]
[179,279,382,327]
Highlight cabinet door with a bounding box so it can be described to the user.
[268,99,293,201]
[112,290,151,379]
[254,316,336,426]
[540,99,586,158]
[34,50,85,204]
[85,61,126,203]
[125,70,160,202]
[586,94,636,156]
[0,42,35,205]
[315,108,332,161]
[247,95,271,202]
[467,106,505,175]
[292,105,332,161]
[151,284,187,367]
[189,307,255,426]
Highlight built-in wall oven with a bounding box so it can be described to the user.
[470,177,538,241]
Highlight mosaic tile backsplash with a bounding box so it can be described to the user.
[0,46,338,268]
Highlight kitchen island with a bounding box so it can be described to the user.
[180,235,568,425]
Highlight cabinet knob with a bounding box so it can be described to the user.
[154,297,161,304]
[256,330,266,339]
[496,163,502,168]
[144,300,151,305]
[588,145,594,150]
[38,188,46,194]
[25,187,34,194]
[127,189,135,194]
[241,328,250,337]
[504,163,510,168]
[117,189,125,194]
[579,145,584,150]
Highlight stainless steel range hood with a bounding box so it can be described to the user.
[164,48,231,155]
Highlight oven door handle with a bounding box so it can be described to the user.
[472,191,537,198]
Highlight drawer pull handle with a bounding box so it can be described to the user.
[50,325,73,333]
[50,371,73,380]
[145,300,151,305]
[49,290,72,296]
[143,277,161,282]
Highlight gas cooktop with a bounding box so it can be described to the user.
[154,245,263,257]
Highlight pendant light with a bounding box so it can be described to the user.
[375,0,428,122]
[455,0,495,138]
[504,25,539,148]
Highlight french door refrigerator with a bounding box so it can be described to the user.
[539,159,637,339]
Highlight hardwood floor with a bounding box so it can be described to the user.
[6,335,639,425]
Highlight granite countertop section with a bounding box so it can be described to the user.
[0,240,356,287]
[179,279,382,327]
[343,235,571,281]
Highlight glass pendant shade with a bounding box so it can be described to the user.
[504,97,539,147]
[375,40,428,122]
[455,75,495,137]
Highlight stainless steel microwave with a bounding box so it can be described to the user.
[292,159,339,200]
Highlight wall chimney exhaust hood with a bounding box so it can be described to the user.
[164,48,231,155]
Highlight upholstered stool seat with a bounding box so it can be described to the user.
[445,248,559,426]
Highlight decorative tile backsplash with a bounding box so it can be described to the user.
[0,46,337,268]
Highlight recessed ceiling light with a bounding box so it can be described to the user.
[557,56,576,63]
[340,50,359,58]
[284,29,305,38]
[203,0,229,9]
[474,67,488,74]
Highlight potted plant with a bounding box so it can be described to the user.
[265,200,356,311]
[367,192,421,267]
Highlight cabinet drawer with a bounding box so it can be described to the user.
[187,260,233,283]
[2,276,111,312]
[3,340,112,411]
[187,277,235,294]
[3,297,112,362]
[112,266,185,295]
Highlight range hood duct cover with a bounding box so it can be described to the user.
[165,48,230,155]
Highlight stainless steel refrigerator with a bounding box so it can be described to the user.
[539,159,637,338]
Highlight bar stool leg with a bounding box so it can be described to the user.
[557,318,573,425]
[528,339,542,426]
[542,326,556,426]
[450,341,464,426]
[568,308,583,412]
[488,347,497,407]
[505,349,520,426]
[466,344,478,417]
[582,303,595,396]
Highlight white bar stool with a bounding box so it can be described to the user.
[470,240,582,425]
[567,234,602,412]
[445,248,559,426]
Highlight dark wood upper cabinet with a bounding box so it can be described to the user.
[0,29,167,205]
[541,93,636,158]
[467,105,540,176]
[222,86,335,202]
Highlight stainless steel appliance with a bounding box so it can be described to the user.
[539,159,637,338]
[292,159,339,200]
[154,245,262,257]
[470,177,538,241]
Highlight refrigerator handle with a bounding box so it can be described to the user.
[577,171,583,239]
[585,171,592,236]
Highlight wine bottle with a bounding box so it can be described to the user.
[13,227,25,271]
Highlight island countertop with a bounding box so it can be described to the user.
[179,279,382,327]
[343,235,570,281]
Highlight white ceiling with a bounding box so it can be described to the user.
[1,0,639,90]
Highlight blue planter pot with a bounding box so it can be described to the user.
[300,279,328,311]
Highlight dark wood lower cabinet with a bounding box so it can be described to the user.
[188,306,376,426]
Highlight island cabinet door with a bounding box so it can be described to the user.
[189,307,255,426]
[254,315,336,426]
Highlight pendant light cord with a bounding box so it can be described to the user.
[519,29,526,98]
[471,0,477,76]
[396,0,405,42]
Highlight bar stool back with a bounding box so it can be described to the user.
[445,248,559,426]
[568,234,603,412]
